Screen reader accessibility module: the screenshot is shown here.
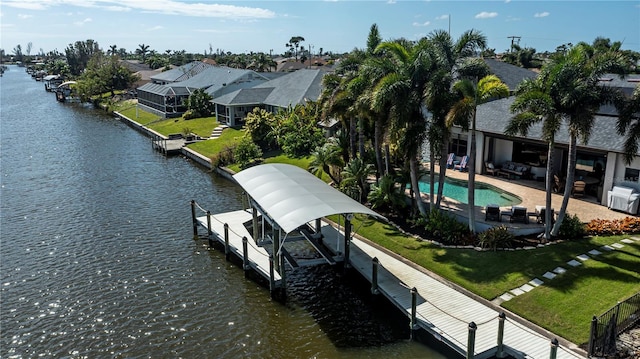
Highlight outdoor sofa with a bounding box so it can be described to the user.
[607,185,640,214]
[499,161,531,179]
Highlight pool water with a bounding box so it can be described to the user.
[417,177,521,207]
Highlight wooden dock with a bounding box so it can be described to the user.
[316,221,586,359]
[195,209,281,283]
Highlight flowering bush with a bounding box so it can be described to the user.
[586,217,640,236]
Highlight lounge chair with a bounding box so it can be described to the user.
[446,153,455,168]
[485,162,499,176]
[572,181,586,197]
[485,204,501,221]
[535,205,555,224]
[509,206,529,224]
[454,155,469,172]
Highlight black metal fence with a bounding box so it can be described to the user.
[588,292,640,357]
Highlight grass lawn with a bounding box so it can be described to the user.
[118,106,218,138]
[351,214,640,345]
[186,128,245,159]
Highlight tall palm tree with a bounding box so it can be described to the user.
[372,38,435,216]
[446,75,509,232]
[616,85,640,164]
[108,45,118,57]
[424,29,488,210]
[537,44,628,236]
[506,77,562,240]
[309,142,343,185]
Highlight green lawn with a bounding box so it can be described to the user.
[186,127,245,159]
[351,214,640,345]
[118,106,218,138]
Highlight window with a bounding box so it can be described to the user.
[624,168,639,182]
[449,138,467,157]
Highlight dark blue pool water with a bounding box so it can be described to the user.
[418,177,521,207]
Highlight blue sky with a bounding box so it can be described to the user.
[1,1,638,56]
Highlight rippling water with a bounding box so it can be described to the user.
[0,66,444,358]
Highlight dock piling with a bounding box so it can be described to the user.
[496,312,506,358]
[242,236,250,270]
[410,287,418,339]
[344,216,352,270]
[190,200,198,239]
[549,338,558,359]
[371,257,379,295]
[467,321,477,359]
[268,254,276,293]
[206,211,213,247]
[224,223,230,260]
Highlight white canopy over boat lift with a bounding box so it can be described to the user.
[192,163,384,299]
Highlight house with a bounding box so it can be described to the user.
[136,61,270,118]
[451,60,640,208]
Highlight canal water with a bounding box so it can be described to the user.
[0,66,445,358]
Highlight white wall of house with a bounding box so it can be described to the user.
[493,139,513,166]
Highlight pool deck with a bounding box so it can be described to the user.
[424,165,634,235]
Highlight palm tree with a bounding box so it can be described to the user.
[536,44,628,236]
[446,75,509,232]
[616,85,640,164]
[308,141,343,185]
[108,45,118,57]
[372,38,435,216]
[341,157,373,203]
[424,29,487,211]
[136,43,150,62]
[506,76,562,240]
[287,36,305,61]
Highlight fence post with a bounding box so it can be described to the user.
[549,338,558,359]
[224,223,230,260]
[206,211,213,247]
[496,312,506,358]
[371,257,379,295]
[190,200,198,239]
[467,322,477,359]
[588,315,598,356]
[410,287,418,339]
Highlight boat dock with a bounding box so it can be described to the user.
[190,163,587,359]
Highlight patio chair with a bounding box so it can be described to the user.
[509,206,529,224]
[446,153,455,168]
[485,204,501,221]
[454,155,469,172]
[535,205,555,224]
[553,174,565,193]
[572,180,586,197]
[485,162,499,176]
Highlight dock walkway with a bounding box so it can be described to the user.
[317,222,586,359]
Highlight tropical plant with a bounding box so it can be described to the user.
[286,36,305,61]
[136,43,150,62]
[446,74,509,232]
[308,141,343,185]
[367,174,407,213]
[234,136,263,168]
[274,104,324,157]
[244,107,277,150]
[185,89,214,119]
[341,157,373,203]
[477,226,514,251]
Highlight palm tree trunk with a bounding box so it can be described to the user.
[358,118,365,159]
[552,134,578,236]
[384,144,390,175]
[429,149,436,209]
[349,118,357,160]
[435,139,449,209]
[467,113,477,233]
[374,119,384,178]
[543,139,555,241]
[410,155,428,216]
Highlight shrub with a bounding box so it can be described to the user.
[477,226,514,251]
[211,145,235,168]
[182,109,197,120]
[422,209,474,246]
[234,136,263,168]
[586,217,640,236]
[557,213,587,240]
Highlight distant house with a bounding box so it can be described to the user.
[450,59,640,208]
[136,62,270,118]
[135,61,326,125]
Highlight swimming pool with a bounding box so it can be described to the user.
[417,177,522,207]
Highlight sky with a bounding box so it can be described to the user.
[1,0,639,57]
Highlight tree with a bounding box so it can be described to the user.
[12,44,24,64]
[244,107,277,150]
[446,75,509,232]
[368,174,407,213]
[286,36,305,61]
[184,88,214,118]
[507,76,562,241]
[136,43,150,62]
[372,38,435,216]
[65,39,101,76]
[424,29,487,211]
[533,43,628,236]
[309,141,343,185]
[75,52,139,100]
[341,157,373,203]
[108,45,118,56]
[616,85,640,164]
